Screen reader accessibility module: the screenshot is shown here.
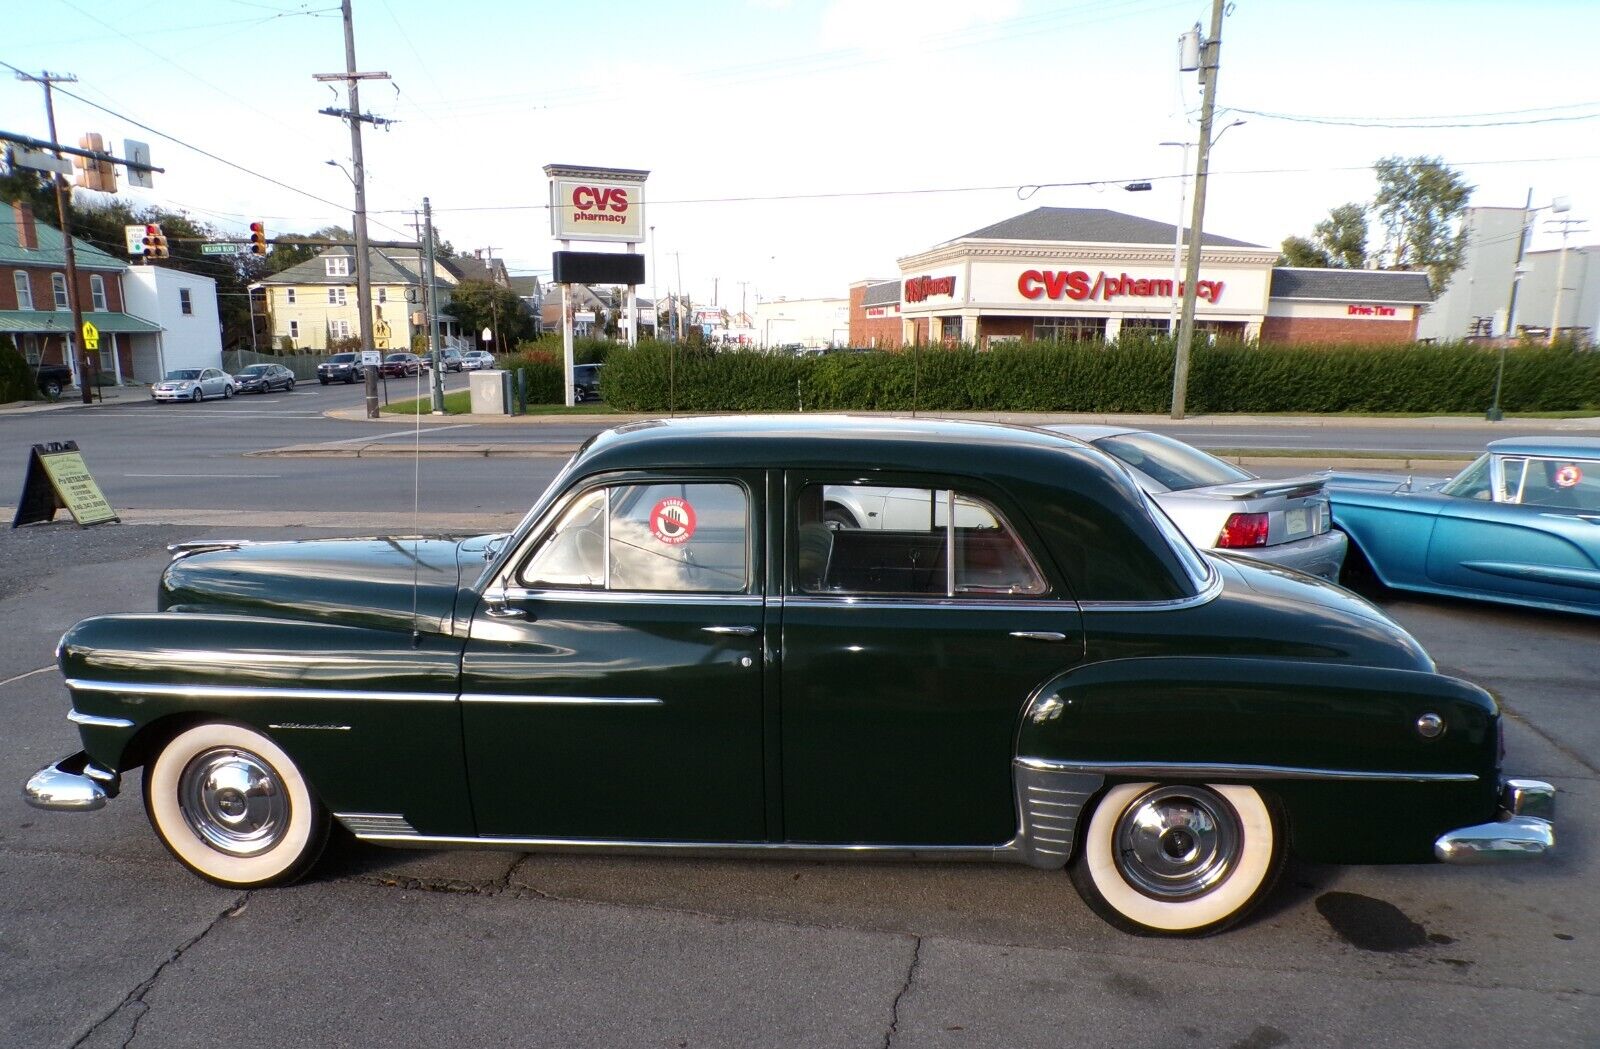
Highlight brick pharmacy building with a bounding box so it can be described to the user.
[849,208,1433,348]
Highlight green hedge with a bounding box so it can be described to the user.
[592,340,1600,414]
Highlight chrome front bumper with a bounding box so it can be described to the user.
[1435,778,1556,864]
[23,752,121,812]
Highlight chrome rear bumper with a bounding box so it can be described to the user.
[23,752,120,812]
[1435,778,1555,864]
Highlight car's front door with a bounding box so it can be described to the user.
[460,473,768,841]
[779,472,1084,846]
[1427,454,1600,606]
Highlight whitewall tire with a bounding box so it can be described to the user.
[144,722,329,888]
[1070,782,1282,936]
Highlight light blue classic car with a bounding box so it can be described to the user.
[1329,437,1600,617]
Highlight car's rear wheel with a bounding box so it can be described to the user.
[43,379,63,399]
[144,722,329,888]
[823,505,859,531]
[1070,782,1282,936]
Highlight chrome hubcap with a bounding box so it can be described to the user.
[178,748,289,856]
[1113,786,1240,901]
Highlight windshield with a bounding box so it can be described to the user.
[385,354,408,361]
[1093,432,1251,492]
[329,353,357,363]
[240,365,269,375]
[1441,454,1492,499]
[165,370,201,380]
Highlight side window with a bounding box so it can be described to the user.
[520,482,749,593]
[1521,458,1600,511]
[798,484,1046,597]
[1497,457,1529,503]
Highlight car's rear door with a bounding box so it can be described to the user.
[460,471,768,841]
[778,471,1083,846]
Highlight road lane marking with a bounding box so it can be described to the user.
[125,473,283,478]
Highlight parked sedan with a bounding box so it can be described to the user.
[24,416,1552,937]
[233,363,296,394]
[380,352,421,378]
[573,362,603,402]
[1055,427,1346,580]
[151,368,234,402]
[461,350,494,370]
[420,348,465,372]
[1329,436,1600,617]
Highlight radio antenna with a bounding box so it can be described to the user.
[410,362,423,645]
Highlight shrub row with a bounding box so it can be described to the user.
[590,340,1600,415]
[0,336,37,403]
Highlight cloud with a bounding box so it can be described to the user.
[819,0,1024,50]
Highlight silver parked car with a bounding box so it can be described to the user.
[460,350,495,370]
[1044,426,1347,580]
[152,368,234,403]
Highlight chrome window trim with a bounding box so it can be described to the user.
[497,586,763,607]
[67,709,135,729]
[782,595,1077,612]
[1018,756,1478,784]
[459,693,663,707]
[1076,566,1223,613]
[64,679,455,703]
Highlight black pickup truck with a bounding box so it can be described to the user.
[33,364,73,399]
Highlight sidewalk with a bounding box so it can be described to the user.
[0,385,149,414]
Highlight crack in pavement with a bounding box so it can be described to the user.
[1497,702,1600,778]
[68,892,250,1049]
[882,935,923,1049]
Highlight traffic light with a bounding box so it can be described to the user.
[249,222,268,255]
[142,223,168,259]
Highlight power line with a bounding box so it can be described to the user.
[0,57,412,239]
[1227,105,1600,130]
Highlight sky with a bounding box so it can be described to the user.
[3,0,1598,308]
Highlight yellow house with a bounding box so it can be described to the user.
[252,247,460,351]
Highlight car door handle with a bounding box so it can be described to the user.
[702,625,757,636]
[483,603,525,619]
[1009,630,1067,642]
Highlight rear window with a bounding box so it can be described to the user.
[1092,432,1250,492]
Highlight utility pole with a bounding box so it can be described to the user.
[738,280,750,327]
[1548,217,1588,346]
[423,197,445,414]
[17,71,92,404]
[314,0,393,419]
[650,227,659,340]
[672,251,683,341]
[1170,0,1225,420]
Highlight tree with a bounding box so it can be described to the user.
[1372,155,1473,293]
[1279,235,1331,268]
[443,279,533,348]
[1313,203,1369,268]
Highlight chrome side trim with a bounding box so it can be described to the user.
[458,693,664,707]
[1012,761,1103,869]
[783,595,1069,611]
[1076,569,1224,614]
[268,722,352,731]
[167,540,254,560]
[1009,631,1067,642]
[335,812,418,837]
[1018,756,1478,784]
[67,710,135,729]
[702,625,758,636]
[351,832,1021,861]
[64,679,454,704]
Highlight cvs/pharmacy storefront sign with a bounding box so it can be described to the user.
[546,164,650,244]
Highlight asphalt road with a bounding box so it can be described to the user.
[0,522,1592,1049]
[1,383,1595,521]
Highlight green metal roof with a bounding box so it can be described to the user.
[0,310,162,334]
[0,214,127,271]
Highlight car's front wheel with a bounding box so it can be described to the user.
[1070,782,1282,936]
[144,722,330,888]
[42,379,63,399]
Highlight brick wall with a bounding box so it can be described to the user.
[2,266,124,313]
[848,283,903,348]
[979,316,1031,344]
[1260,315,1418,344]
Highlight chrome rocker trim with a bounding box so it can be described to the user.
[24,752,121,812]
[1435,778,1556,864]
[67,709,135,729]
[65,678,454,704]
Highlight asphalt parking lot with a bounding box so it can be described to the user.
[0,517,1594,1049]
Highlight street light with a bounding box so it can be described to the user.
[1488,194,1569,420]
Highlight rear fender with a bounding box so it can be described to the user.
[1016,656,1501,863]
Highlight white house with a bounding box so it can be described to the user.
[121,267,223,381]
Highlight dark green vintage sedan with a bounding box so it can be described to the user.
[25,416,1555,935]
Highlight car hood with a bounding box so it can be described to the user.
[1326,471,1451,497]
[159,536,495,634]
[1202,555,1436,671]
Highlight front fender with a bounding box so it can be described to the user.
[1016,656,1501,862]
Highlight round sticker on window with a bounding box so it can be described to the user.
[1555,463,1583,489]
[649,498,697,545]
